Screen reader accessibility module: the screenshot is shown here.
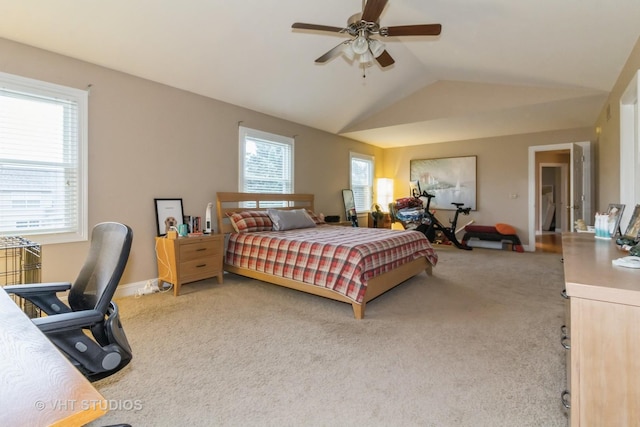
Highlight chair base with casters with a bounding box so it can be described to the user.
[4,222,134,382]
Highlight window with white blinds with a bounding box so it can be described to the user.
[0,72,88,244]
[350,152,374,213]
[239,126,293,201]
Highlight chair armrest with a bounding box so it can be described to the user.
[33,310,104,333]
[3,282,72,296]
[4,283,73,315]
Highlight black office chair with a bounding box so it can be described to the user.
[5,222,134,382]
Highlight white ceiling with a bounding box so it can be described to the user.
[0,0,638,148]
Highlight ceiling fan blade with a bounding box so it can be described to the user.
[376,50,395,68]
[315,42,348,63]
[361,0,388,22]
[292,22,345,33]
[384,24,442,37]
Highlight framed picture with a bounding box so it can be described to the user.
[154,198,184,236]
[410,156,477,210]
[623,204,640,240]
[606,204,625,237]
[409,180,421,197]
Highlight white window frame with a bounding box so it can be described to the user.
[0,71,88,244]
[238,126,294,197]
[350,152,374,213]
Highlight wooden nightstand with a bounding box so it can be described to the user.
[155,234,223,296]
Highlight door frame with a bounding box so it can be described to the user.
[528,142,590,251]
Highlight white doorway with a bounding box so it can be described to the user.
[528,142,591,251]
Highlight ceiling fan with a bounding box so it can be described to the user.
[291,0,441,69]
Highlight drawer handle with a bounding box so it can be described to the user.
[561,335,570,350]
[196,264,207,268]
[561,390,571,409]
[561,289,569,299]
[196,248,207,252]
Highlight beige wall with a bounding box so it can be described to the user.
[594,36,640,213]
[0,38,383,285]
[383,129,593,244]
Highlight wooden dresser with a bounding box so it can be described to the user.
[155,234,223,296]
[561,232,640,426]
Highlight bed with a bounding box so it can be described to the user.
[216,192,438,319]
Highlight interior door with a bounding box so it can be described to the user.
[569,143,584,231]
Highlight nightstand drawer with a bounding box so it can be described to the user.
[179,240,221,260]
[179,258,220,282]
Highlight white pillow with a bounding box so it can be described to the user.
[267,208,316,231]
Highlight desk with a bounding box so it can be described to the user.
[0,288,107,426]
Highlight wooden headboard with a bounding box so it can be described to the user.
[216,192,315,234]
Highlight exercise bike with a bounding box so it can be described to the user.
[413,189,472,250]
[392,188,472,250]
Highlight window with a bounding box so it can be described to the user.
[0,72,88,244]
[350,152,374,212]
[239,126,294,197]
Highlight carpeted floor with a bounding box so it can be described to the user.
[89,247,569,427]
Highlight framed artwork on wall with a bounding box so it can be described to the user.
[410,156,477,210]
[154,198,184,236]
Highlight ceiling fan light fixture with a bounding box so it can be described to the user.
[369,39,385,58]
[351,31,369,55]
[359,50,373,64]
[342,42,355,60]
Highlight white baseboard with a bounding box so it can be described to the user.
[115,278,158,299]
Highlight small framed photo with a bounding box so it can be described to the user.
[623,204,640,240]
[606,204,625,237]
[154,198,184,236]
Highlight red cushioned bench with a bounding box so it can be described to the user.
[461,223,524,252]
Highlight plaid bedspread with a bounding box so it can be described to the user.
[225,225,438,303]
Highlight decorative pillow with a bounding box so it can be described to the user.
[306,210,325,225]
[267,209,316,231]
[227,211,273,233]
[495,223,517,235]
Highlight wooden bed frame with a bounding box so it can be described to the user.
[216,192,433,319]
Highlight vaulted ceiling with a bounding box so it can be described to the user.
[0,0,638,147]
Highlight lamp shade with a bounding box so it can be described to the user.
[342,42,355,60]
[359,50,373,64]
[352,31,369,55]
[376,178,394,211]
[369,39,385,58]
